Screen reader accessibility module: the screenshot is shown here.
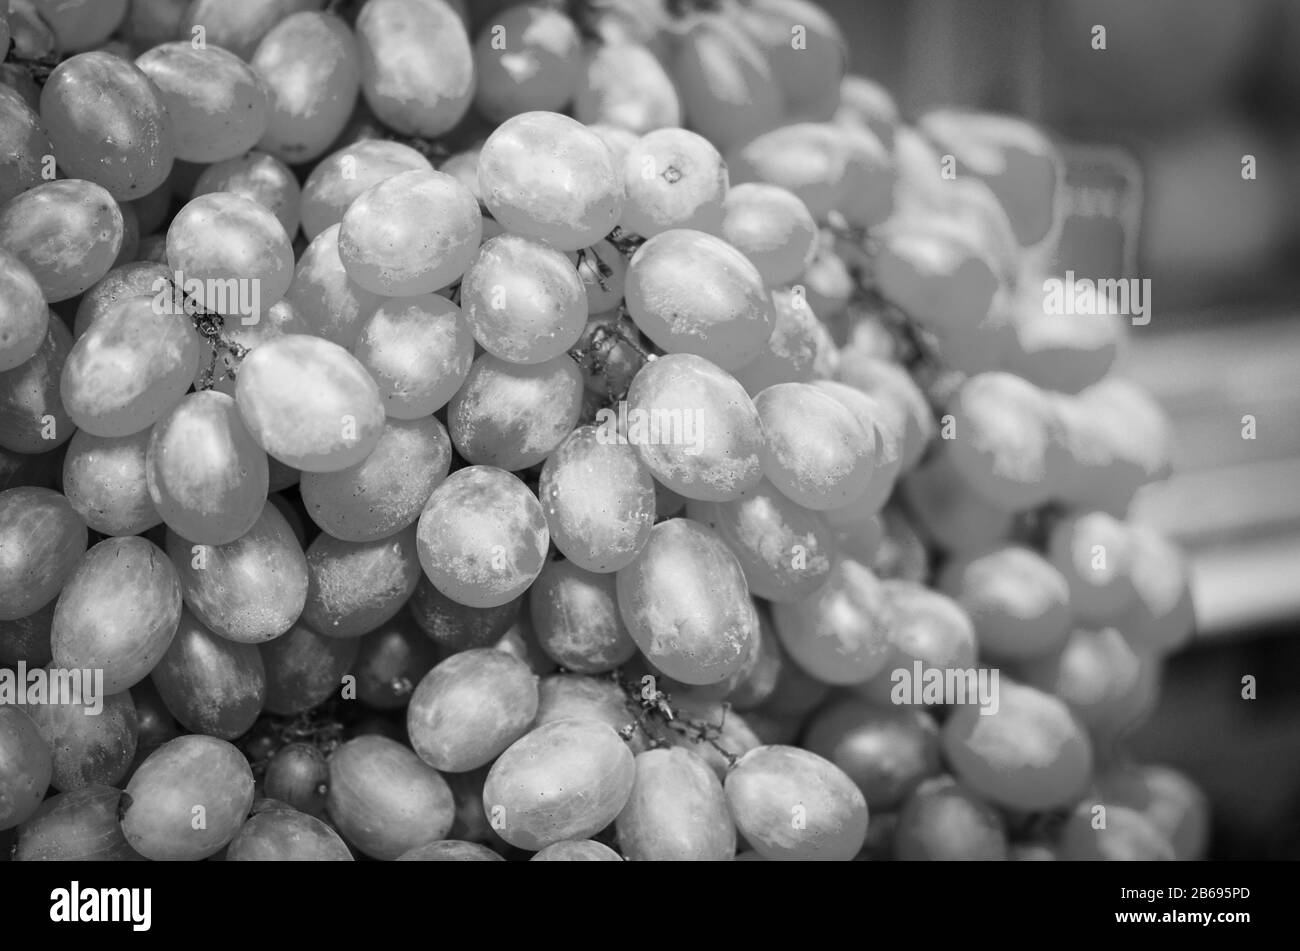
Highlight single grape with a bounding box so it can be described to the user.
[756,381,876,510]
[804,698,941,810]
[447,353,584,471]
[301,415,451,543]
[51,535,181,694]
[671,15,782,153]
[1115,525,1195,655]
[797,235,854,322]
[477,111,624,251]
[719,183,818,287]
[0,487,87,620]
[459,234,588,364]
[352,612,440,711]
[626,229,775,370]
[725,745,868,861]
[855,580,978,707]
[942,679,1094,812]
[0,87,55,206]
[531,840,622,861]
[235,334,386,472]
[149,608,266,740]
[301,526,422,639]
[31,0,127,50]
[165,500,308,644]
[19,679,136,792]
[616,517,757,685]
[0,179,124,302]
[537,425,655,573]
[226,807,354,861]
[338,169,482,297]
[937,545,1071,661]
[146,390,269,546]
[135,43,270,163]
[406,648,539,772]
[415,465,549,609]
[623,353,766,502]
[167,191,295,316]
[893,775,1008,861]
[12,785,141,861]
[351,292,474,420]
[770,557,892,685]
[192,151,302,241]
[1047,510,1138,623]
[472,4,581,121]
[397,840,503,861]
[259,621,359,716]
[262,743,329,818]
[57,424,160,536]
[616,747,735,861]
[0,601,55,667]
[408,575,521,654]
[686,480,834,603]
[874,216,1001,338]
[941,371,1066,512]
[0,707,53,831]
[1003,292,1123,395]
[574,42,680,135]
[1057,802,1175,861]
[60,294,200,442]
[620,127,728,238]
[529,559,638,673]
[326,734,455,860]
[354,0,474,138]
[251,11,361,164]
[482,718,635,851]
[40,52,173,200]
[181,0,314,62]
[300,139,432,242]
[0,249,47,373]
[121,735,254,861]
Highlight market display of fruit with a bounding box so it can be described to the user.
[0,0,1207,862]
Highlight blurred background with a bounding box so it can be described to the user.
[823,0,1300,859]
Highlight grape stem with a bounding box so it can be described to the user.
[612,671,742,767]
[166,280,249,390]
[604,226,646,259]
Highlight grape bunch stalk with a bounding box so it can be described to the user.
[0,0,1204,864]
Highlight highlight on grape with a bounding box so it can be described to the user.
[0,664,105,715]
[0,0,1213,867]
[593,400,704,454]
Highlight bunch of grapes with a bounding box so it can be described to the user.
[0,0,1207,863]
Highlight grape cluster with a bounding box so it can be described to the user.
[0,0,1206,863]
